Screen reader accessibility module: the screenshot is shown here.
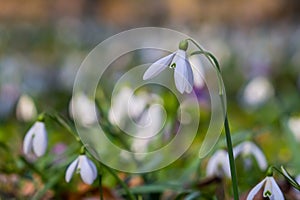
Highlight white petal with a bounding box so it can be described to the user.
[143,52,175,80]
[206,150,230,178]
[222,155,232,178]
[32,122,48,157]
[269,177,284,200]
[233,142,244,158]
[174,50,192,93]
[65,157,79,182]
[247,178,266,200]
[185,60,194,93]
[248,143,267,170]
[23,123,36,155]
[79,155,97,185]
[189,56,205,88]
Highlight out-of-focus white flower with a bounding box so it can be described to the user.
[206,150,231,178]
[233,141,267,171]
[143,42,194,94]
[23,121,47,157]
[288,116,300,142]
[243,76,274,107]
[189,56,205,88]
[69,93,98,127]
[131,104,164,153]
[65,154,97,185]
[16,94,37,122]
[247,176,284,200]
[109,87,148,127]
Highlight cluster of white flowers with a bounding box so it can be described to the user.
[23,120,98,185]
[206,141,267,179]
[205,141,287,199]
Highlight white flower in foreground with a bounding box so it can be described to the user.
[23,121,48,157]
[206,150,231,178]
[143,41,194,94]
[16,94,37,122]
[65,155,97,185]
[247,176,284,200]
[233,141,267,170]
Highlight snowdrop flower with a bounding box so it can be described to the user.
[143,40,194,94]
[189,56,205,88]
[288,116,300,142]
[233,141,267,170]
[108,87,147,127]
[247,176,284,200]
[65,154,97,185]
[16,94,37,122]
[23,121,48,157]
[242,76,274,107]
[69,93,98,127]
[206,150,231,178]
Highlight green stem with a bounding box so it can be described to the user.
[99,173,104,200]
[224,116,239,200]
[103,165,136,200]
[188,38,239,200]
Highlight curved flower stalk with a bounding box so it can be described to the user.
[23,121,48,157]
[65,154,97,185]
[143,40,194,94]
[16,94,37,122]
[233,141,267,171]
[206,150,231,178]
[247,176,284,200]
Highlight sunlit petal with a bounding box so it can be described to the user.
[65,157,79,182]
[32,122,48,157]
[143,52,175,80]
[269,177,284,200]
[79,155,97,184]
[247,178,266,200]
[23,124,35,155]
[174,50,190,93]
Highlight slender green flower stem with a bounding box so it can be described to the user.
[187,38,239,200]
[99,174,104,200]
[102,165,136,200]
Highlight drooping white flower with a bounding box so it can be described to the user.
[247,176,284,200]
[233,141,267,171]
[143,41,194,94]
[206,150,231,178]
[65,155,97,185]
[16,94,37,122]
[23,121,48,157]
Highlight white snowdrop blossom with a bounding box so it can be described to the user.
[69,93,98,127]
[189,56,205,88]
[23,121,48,157]
[288,116,300,142]
[247,176,284,200]
[233,141,267,170]
[206,150,231,178]
[143,41,194,94]
[65,155,97,185]
[16,94,37,122]
[243,76,274,107]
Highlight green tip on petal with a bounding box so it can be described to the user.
[179,40,188,51]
